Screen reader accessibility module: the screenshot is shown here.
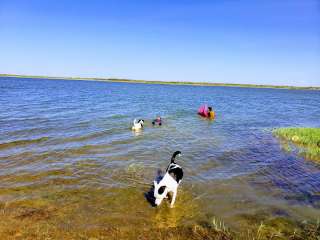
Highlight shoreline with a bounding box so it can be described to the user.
[1,73,320,90]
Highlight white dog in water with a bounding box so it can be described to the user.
[132,119,144,131]
[153,151,183,208]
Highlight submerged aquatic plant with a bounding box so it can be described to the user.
[273,128,320,162]
[211,217,229,233]
[237,218,320,240]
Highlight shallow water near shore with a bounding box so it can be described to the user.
[0,77,320,239]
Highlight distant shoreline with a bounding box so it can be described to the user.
[1,73,319,90]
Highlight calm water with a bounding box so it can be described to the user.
[0,77,320,237]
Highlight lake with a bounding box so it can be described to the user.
[0,77,320,239]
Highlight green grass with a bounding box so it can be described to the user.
[273,128,320,162]
[1,73,320,90]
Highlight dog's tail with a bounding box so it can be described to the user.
[133,119,137,125]
[171,151,181,163]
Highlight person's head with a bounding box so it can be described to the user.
[208,107,212,111]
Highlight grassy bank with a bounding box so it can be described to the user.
[273,128,320,162]
[1,73,320,90]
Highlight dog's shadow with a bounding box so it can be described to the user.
[144,170,163,207]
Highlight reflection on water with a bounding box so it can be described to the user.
[0,77,320,238]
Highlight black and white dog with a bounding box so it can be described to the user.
[132,119,144,131]
[154,151,183,208]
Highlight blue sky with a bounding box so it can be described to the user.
[0,0,319,86]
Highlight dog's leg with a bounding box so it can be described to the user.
[170,190,177,208]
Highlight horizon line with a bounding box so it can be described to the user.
[1,73,319,91]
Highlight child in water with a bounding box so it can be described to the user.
[198,105,215,119]
[207,107,215,119]
[152,116,162,126]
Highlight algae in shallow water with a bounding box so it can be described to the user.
[1,183,320,239]
[0,186,205,239]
